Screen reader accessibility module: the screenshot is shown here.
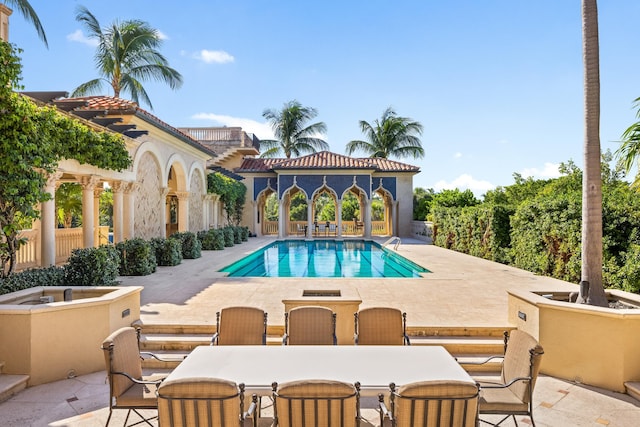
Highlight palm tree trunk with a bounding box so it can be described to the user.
[580,0,607,306]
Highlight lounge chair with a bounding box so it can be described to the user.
[354,307,410,345]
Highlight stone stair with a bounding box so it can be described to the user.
[0,361,30,404]
[137,323,511,374]
[625,382,640,403]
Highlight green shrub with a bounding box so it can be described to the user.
[64,245,120,286]
[116,238,157,276]
[151,237,182,266]
[232,226,242,244]
[199,229,225,250]
[170,232,202,259]
[0,265,66,295]
[240,226,249,242]
[222,227,235,247]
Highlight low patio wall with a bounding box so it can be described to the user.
[508,289,640,392]
[0,286,142,386]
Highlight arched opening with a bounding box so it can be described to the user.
[288,190,308,236]
[342,189,364,235]
[166,166,179,236]
[371,189,393,236]
[312,187,337,236]
[260,190,278,235]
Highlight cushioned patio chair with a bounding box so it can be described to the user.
[354,307,410,345]
[272,380,361,427]
[211,307,268,345]
[378,380,480,427]
[101,326,168,426]
[158,378,258,427]
[468,330,544,426]
[282,306,337,345]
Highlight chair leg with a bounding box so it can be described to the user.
[123,408,157,427]
[105,407,113,426]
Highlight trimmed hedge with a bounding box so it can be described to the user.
[0,265,65,295]
[151,237,182,266]
[222,227,234,247]
[198,229,225,250]
[64,245,121,286]
[170,232,202,259]
[116,238,157,276]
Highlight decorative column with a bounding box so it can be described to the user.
[252,200,259,236]
[392,201,399,237]
[337,199,343,238]
[122,182,137,240]
[213,195,220,228]
[93,187,103,246]
[78,175,100,249]
[306,199,313,238]
[111,181,124,243]
[176,191,190,232]
[278,198,286,238]
[363,197,372,238]
[160,187,169,238]
[41,172,62,267]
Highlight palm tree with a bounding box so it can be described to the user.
[346,107,424,159]
[2,0,47,47]
[615,98,640,187]
[579,0,607,306]
[260,100,329,158]
[70,6,182,110]
[55,183,82,228]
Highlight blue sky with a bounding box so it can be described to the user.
[7,1,640,196]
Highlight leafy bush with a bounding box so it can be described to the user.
[232,226,242,244]
[199,229,225,250]
[116,238,157,276]
[151,237,182,266]
[0,265,65,295]
[240,226,249,241]
[222,227,235,247]
[64,245,120,286]
[170,232,202,259]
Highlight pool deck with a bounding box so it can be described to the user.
[1,236,639,426]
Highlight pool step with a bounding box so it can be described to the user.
[136,323,510,372]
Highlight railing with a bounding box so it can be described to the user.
[262,220,387,236]
[15,227,85,270]
[263,221,278,235]
[383,236,401,250]
[55,228,83,264]
[179,127,260,151]
[16,229,39,270]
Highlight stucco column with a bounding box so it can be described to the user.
[122,182,137,240]
[111,181,124,243]
[78,175,99,249]
[93,187,103,246]
[278,198,286,238]
[363,197,372,238]
[176,191,190,232]
[41,173,62,267]
[160,187,169,238]
[213,196,220,228]
[252,200,259,236]
[306,199,313,238]
[337,199,343,238]
[203,194,210,229]
[392,200,399,236]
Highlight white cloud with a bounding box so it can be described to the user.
[66,30,99,47]
[433,174,495,196]
[520,162,561,179]
[192,49,235,64]
[157,30,169,40]
[191,113,274,140]
[454,152,462,159]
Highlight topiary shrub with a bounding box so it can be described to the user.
[0,265,66,295]
[116,238,157,276]
[64,245,120,286]
[222,227,234,247]
[241,226,249,241]
[232,226,242,244]
[199,229,225,250]
[170,232,202,259]
[151,237,182,266]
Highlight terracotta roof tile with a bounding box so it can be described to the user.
[236,151,419,173]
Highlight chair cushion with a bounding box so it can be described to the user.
[502,330,544,403]
[287,306,335,345]
[218,307,266,345]
[116,376,163,408]
[478,383,528,413]
[102,327,143,398]
[275,380,358,427]
[158,378,241,427]
[357,307,404,345]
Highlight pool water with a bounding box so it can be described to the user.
[220,240,430,278]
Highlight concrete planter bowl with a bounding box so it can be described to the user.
[0,286,142,386]
[508,288,640,392]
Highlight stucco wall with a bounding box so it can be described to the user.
[135,152,163,239]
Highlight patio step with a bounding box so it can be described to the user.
[0,374,29,403]
[409,335,505,355]
[625,382,640,402]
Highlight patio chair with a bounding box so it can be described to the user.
[354,307,410,345]
[282,306,337,345]
[328,223,337,236]
[101,326,168,427]
[158,378,258,427]
[211,306,268,345]
[272,380,361,427]
[296,224,306,236]
[468,330,544,426]
[378,380,480,427]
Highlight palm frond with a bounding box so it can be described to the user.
[6,0,48,47]
[70,79,106,97]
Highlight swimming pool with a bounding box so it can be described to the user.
[220,240,430,278]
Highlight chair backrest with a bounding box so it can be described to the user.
[158,377,244,427]
[273,380,360,427]
[285,306,337,345]
[355,307,407,345]
[101,326,142,398]
[390,380,479,427]
[501,329,544,403]
[216,306,267,345]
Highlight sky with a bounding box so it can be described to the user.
[6,1,640,197]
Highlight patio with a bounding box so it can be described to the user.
[1,237,639,425]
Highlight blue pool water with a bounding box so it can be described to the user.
[220,240,430,278]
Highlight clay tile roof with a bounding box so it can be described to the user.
[236,151,420,173]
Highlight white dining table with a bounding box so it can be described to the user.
[165,345,474,396]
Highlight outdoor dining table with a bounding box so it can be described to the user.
[165,345,474,397]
